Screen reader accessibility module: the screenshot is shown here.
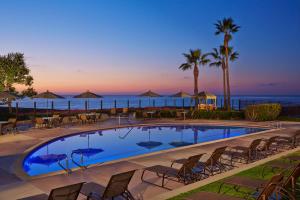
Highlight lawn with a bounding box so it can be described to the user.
[168,151,300,200]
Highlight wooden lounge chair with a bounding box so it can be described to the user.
[184,182,295,200]
[80,170,136,200]
[275,131,300,149]
[141,154,201,189]
[256,136,281,158]
[218,173,285,200]
[280,162,300,197]
[198,146,229,175]
[18,182,84,200]
[171,153,206,167]
[227,139,263,164]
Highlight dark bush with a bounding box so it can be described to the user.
[190,110,244,120]
[245,103,281,121]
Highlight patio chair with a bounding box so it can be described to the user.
[79,114,88,124]
[70,115,80,125]
[35,117,47,128]
[227,139,263,164]
[61,116,71,127]
[80,170,136,200]
[110,108,117,116]
[18,182,84,200]
[3,118,18,134]
[141,154,202,189]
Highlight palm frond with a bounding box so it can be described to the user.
[179,63,192,71]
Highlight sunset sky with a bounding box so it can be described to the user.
[0,0,299,95]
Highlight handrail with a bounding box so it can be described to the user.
[58,157,72,174]
[71,152,88,170]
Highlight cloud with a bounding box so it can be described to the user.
[257,82,283,87]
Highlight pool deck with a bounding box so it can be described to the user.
[0,118,300,200]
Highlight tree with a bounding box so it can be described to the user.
[0,53,34,112]
[215,18,240,111]
[21,87,37,98]
[179,49,210,106]
[210,46,239,110]
[0,53,33,91]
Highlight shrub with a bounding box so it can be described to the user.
[190,110,244,120]
[245,103,281,121]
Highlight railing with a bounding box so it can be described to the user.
[58,157,72,174]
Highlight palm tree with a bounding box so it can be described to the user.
[215,18,240,111]
[179,49,210,106]
[210,46,239,110]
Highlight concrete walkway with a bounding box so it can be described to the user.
[0,118,299,200]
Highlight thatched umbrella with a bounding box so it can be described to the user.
[139,90,161,107]
[170,91,191,98]
[33,90,64,116]
[139,90,161,97]
[73,90,102,110]
[0,90,18,100]
[0,91,18,113]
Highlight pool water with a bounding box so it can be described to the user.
[23,125,265,176]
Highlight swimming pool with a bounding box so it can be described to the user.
[23,125,266,176]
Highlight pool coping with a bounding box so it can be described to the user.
[13,122,277,181]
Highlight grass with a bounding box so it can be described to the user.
[168,151,300,200]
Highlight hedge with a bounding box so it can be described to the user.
[190,110,244,120]
[245,103,281,121]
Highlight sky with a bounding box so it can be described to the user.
[0,0,299,95]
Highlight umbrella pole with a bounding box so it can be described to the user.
[46,99,49,117]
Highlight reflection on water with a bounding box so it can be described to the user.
[23,125,265,176]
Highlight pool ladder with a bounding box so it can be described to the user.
[70,152,88,170]
[58,157,72,175]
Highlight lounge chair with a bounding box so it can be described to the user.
[217,173,286,200]
[171,146,229,176]
[80,170,135,200]
[184,182,295,200]
[18,182,84,200]
[256,136,281,158]
[141,154,201,189]
[275,131,300,149]
[171,153,206,167]
[280,162,300,197]
[227,139,263,164]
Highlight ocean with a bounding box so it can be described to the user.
[3,95,300,111]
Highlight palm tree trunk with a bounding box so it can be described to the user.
[224,35,231,111]
[193,63,199,108]
[222,66,227,110]
[226,67,231,111]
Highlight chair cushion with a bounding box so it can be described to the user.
[80,182,106,198]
